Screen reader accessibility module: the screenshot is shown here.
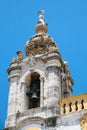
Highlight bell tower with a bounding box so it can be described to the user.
[4,11,73,130]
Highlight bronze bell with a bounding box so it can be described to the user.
[31,92,39,102]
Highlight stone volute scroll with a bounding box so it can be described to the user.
[11,50,24,64]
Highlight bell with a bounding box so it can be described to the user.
[31,92,39,102]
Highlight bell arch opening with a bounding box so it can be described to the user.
[26,72,40,109]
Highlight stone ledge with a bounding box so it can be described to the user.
[7,66,21,74]
[8,73,20,80]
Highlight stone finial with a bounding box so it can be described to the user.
[35,10,48,33]
[11,50,24,64]
[38,10,45,24]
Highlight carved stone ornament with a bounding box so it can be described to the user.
[24,11,58,56]
[25,34,58,56]
[80,113,87,130]
[11,50,24,64]
[35,22,48,34]
[28,55,36,67]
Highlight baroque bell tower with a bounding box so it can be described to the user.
[4,11,73,130]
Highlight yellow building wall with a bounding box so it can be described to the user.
[59,93,87,115]
[80,113,87,130]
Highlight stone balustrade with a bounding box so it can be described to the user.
[59,93,87,114]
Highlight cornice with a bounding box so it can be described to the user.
[59,93,87,103]
[7,65,21,74]
[8,73,20,81]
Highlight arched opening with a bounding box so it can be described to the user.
[26,72,40,109]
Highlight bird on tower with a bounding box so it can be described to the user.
[37,10,45,15]
[37,10,45,24]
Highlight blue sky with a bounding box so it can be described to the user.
[0,0,87,129]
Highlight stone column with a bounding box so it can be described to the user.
[40,76,44,107]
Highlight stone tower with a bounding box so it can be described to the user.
[4,11,74,130]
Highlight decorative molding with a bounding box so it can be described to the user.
[7,66,21,74]
[25,34,58,56]
[16,117,44,129]
[8,73,20,81]
[59,93,87,103]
